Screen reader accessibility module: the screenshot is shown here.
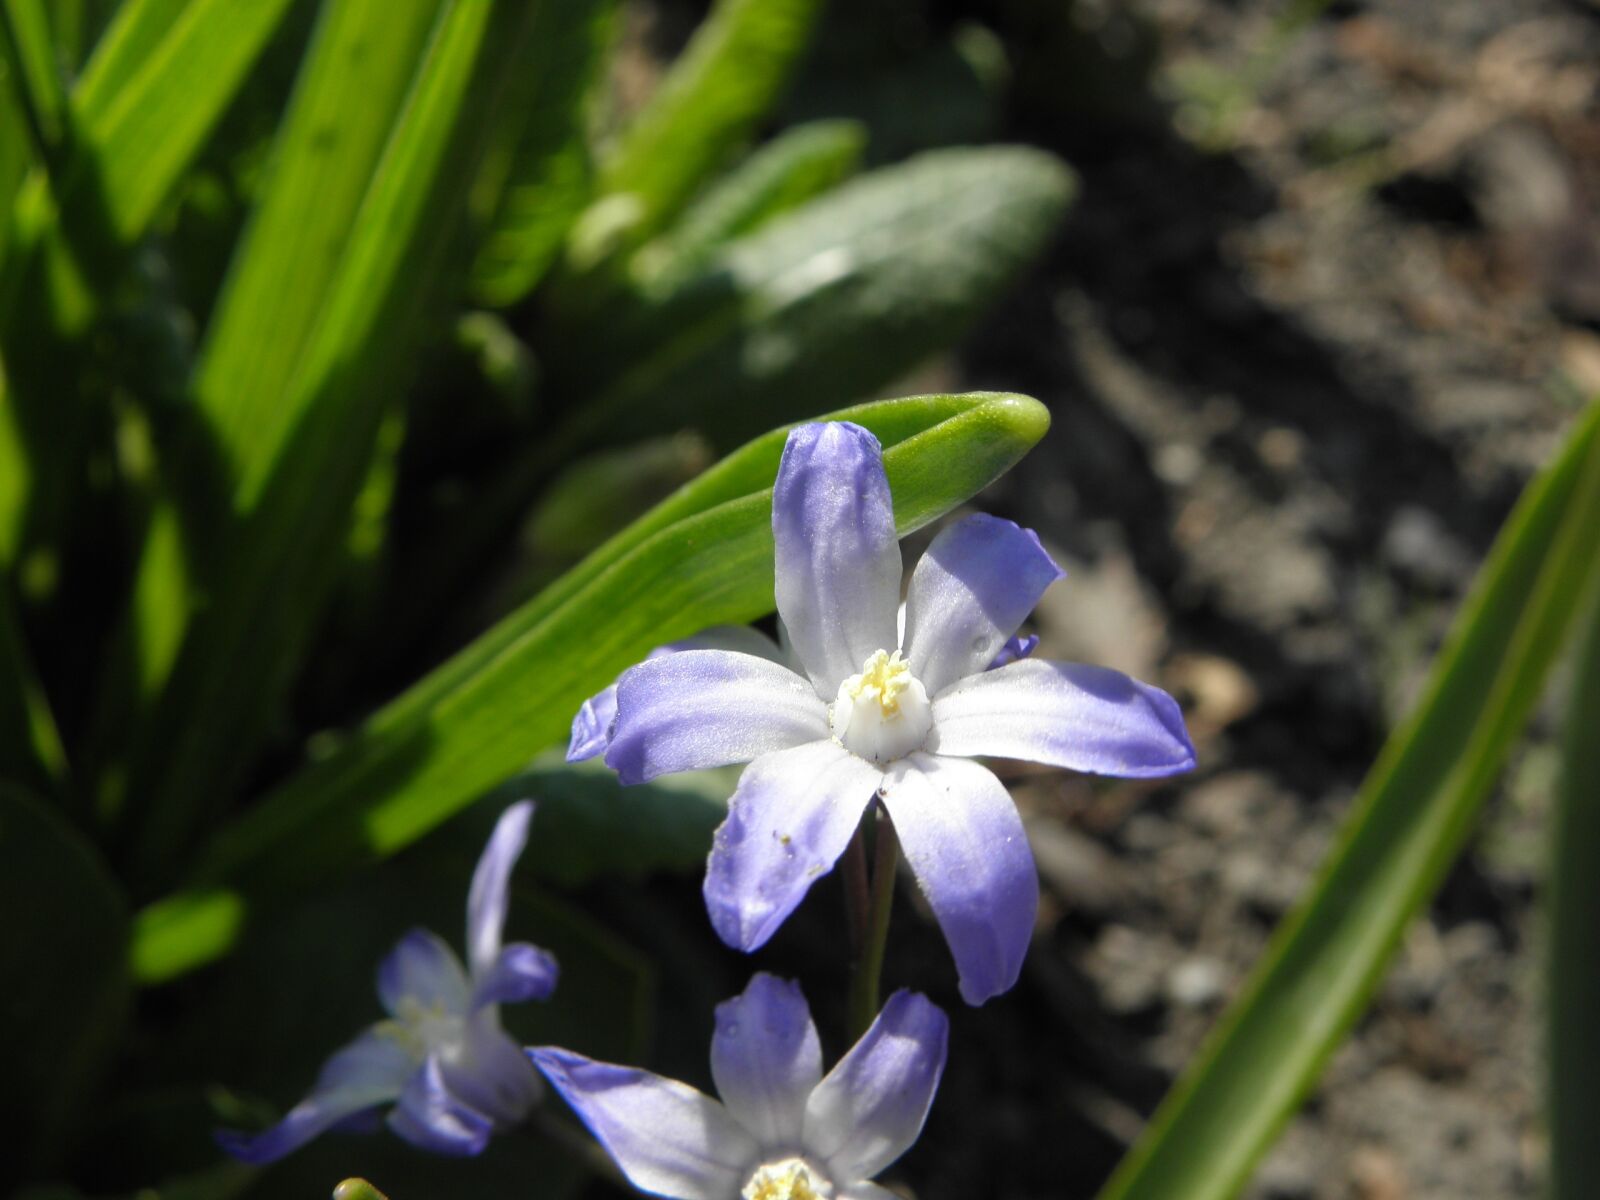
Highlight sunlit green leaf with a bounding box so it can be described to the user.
[1099,400,1600,1200]
[129,392,1048,977]
[595,0,822,240]
[636,118,865,284]
[0,0,70,167]
[123,0,552,887]
[468,0,614,306]
[556,146,1075,451]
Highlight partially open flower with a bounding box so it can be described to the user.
[216,803,558,1162]
[532,973,947,1200]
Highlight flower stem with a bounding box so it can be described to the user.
[841,822,869,955]
[846,803,899,1042]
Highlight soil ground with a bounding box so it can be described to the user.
[939,0,1597,1195]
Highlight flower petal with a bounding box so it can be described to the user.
[467,801,533,977]
[902,514,1064,696]
[711,973,823,1146]
[703,740,881,951]
[802,990,948,1182]
[988,633,1038,670]
[215,1029,414,1164]
[377,928,471,1017]
[568,628,788,764]
[441,1013,542,1126]
[930,658,1196,777]
[567,686,618,763]
[878,754,1038,1005]
[387,1054,494,1156]
[605,651,829,785]
[471,942,560,1009]
[773,422,902,697]
[530,1047,758,1200]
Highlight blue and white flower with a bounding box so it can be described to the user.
[532,973,947,1200]
[217,802,558,1162]
[581,421,1195,1005]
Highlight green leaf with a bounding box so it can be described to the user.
[0,580,66,794]
[129,392,1047,977]
[124,0,553,885]
[467,0,615,307]
[0,0,71,169]
[69,0,300,244]
[0,784,130,1176]
[556,146,1075,451]
[497,756,738,888]
[71,0,187,120]
[526,433,713,559]
[1547,507,1600,1200]
[188,0,443,502]
[635,118,866,284]
[594,0,823,240]
[1098,400,1600,1200]
[0,0,300,578]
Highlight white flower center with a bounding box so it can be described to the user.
[829,649,932,764]
[378,996,466,1061]
[741,1157,834,1200]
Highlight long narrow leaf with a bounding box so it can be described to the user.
[636,117,865,284]
[71,0,187,119]
[1099,399,1600,1200]
[0,0,70,168]
[131,392,1048,978]
[0,581,65,794]
[192,0,443,497]
[112,0,444,724]
[0,0,299,574]
[467,0,614,307]
[595,0,822,240]
[125,0,549,885]
[72,0,298,243]
[1547,521,1600,1199]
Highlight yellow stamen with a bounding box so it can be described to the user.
[743,1161,825,1200]
[847,649,911,717]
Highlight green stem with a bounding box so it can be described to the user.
[847,804,899,1042]
[840,820,868,955]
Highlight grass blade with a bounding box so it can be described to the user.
[1098,400,1600,1200]
[1547,512,1600,1199]
[130,393,1048,978]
